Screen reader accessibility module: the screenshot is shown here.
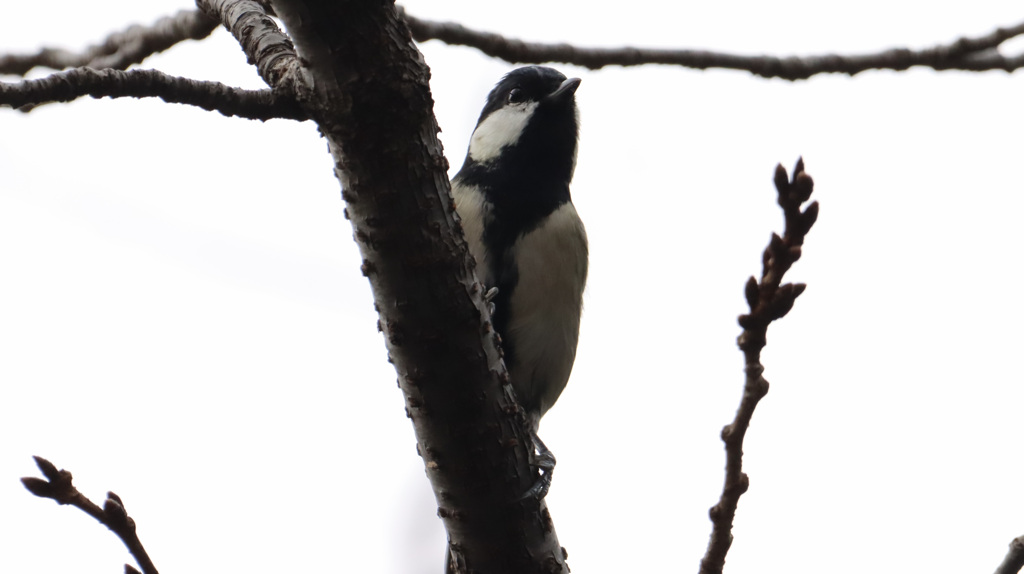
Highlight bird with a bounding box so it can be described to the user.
[451,65,588,500]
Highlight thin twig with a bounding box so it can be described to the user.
[698,160,818,574]
[0,67,307,120]
[402,9,1024,79]
[5,7,1022,82]
[995,536,1024,574]
[0,10,218,76]
[22,456,159,574]
[4,5,1020,90]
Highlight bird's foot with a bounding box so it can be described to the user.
[484,286,499,315]
[519,430,556,501]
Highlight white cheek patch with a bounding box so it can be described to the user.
[468,102,538,163]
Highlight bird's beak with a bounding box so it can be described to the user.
[546,77,582,103]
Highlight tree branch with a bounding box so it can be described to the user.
[995,536,1024,574]
[403,10,1024,79]
[0,10,218,76]
[7,6,1021,83]
[0,67,307,120]
[699,160,818,574]
[22,456,159,574]
[196,0,567,571]
[195,1,307,96]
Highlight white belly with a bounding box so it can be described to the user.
[504,202,588,426]
[452,183,588,429]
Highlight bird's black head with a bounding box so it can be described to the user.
[461,66,581,190]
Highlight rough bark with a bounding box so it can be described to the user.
[261,1,568,571]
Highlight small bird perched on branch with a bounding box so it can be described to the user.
[451,65,589,500]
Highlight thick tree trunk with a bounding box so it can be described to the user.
[265,1,568,571]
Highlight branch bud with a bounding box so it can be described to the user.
[743,276,759,309]
[773,163,788,193]
[33,456,60,480]
[21,477,52,498]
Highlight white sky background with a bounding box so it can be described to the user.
[2,1,1024,573]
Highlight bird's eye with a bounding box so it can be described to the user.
[507,88,525,104]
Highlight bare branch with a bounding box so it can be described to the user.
[0,3,306,119]
[200,0,568,570]
[402,10,1024,79]
[196,1,306,95]
[995,536,1024,574]
[5,6,1021,82]
[699,160,817,574]
[0,67,307,121]
[22,456,159,574]
[0,10,218,76]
